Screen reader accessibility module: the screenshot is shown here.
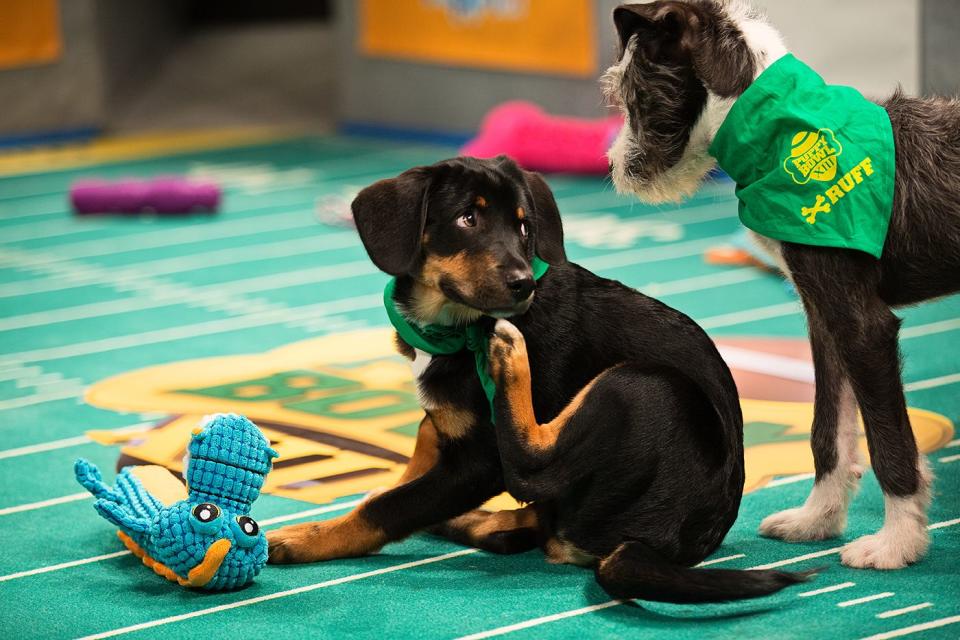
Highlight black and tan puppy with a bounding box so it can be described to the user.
[603,0,960,569]
[267,155,808,602]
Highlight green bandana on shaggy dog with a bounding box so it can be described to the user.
[384,257,548,422]
[709,54,895,258]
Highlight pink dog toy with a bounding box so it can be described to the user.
[461,101,624,174]
[70,178,221,215]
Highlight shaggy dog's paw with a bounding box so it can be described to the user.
[841,527,929,570]
[759,506,846,541]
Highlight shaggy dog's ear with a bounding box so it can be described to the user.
[351,167,432,276]
[614,2,754,97]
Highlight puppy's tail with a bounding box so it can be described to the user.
[595,541,814,604]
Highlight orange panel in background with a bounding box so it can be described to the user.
[0,0,62,70]
[359,0,596,77]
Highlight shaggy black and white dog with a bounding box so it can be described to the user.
[604,0,960,569]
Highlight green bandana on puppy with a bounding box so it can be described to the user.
[709,54,895,258]
[384,256,549,422]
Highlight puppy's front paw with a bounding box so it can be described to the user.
[759,506,846,541]
[841,527,929,570]
[493,319,523,344]
[488,320,527,380]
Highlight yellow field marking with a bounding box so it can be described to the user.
[0,127,303,178]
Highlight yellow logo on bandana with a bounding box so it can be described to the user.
[783,129,843,185]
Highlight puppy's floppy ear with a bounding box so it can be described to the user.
[351,167,431,276]
[613,2,754,97]
[522,170,566,265]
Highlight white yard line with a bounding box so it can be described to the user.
[0,492,90,516]
[876,603,934,619]
[0,208,315,264]
[762,473,816,488]
[899,318,960,339]
[0,385,85,411]
[455,601,627,640]
[938,453,960,464]
[0,231,359,300]
[75,549,481,640]
[0,293,383,367]
[0,260,376,332]
[946,439,960,448]
[858,615,960,640]
[0,365,41,381]
[750,547,845,570]
[641,269,763,297]
[0,219,113,243]
[259,499,364,526]
[0,551,132,583]
[579,236,731,271]
[0,435,91,460]
[699,302,803,330]
[0,200,65,221]
[838,592,895,608]
[0,421,154,460]
[697,553,745,567]
[904,373,960,392]
[798,582,856,598]
[929,517,960,530]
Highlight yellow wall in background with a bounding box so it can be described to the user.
[359,0,595,77]
[0,0,62,70]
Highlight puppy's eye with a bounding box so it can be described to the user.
[457,211,477,228]
[519,222,528,239]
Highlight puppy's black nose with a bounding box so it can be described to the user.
[506,273,535,302]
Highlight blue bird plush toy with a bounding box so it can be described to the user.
[75,413,278,590]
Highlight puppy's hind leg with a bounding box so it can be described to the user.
[429,506,541,554]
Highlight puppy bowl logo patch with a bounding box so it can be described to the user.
[784,129,842,185]
[83,331,953,503]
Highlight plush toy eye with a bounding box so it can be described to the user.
[519,221,528,238]
[192,503,220,523]
[457,211,477,228]
[236,515,259,536]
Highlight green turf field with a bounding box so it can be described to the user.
[0,134,958,639]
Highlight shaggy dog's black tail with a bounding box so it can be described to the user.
[595,541,814,604]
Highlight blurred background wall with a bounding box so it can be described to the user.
[0,0,956,147]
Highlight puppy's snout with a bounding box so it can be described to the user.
[505,272,535,302]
